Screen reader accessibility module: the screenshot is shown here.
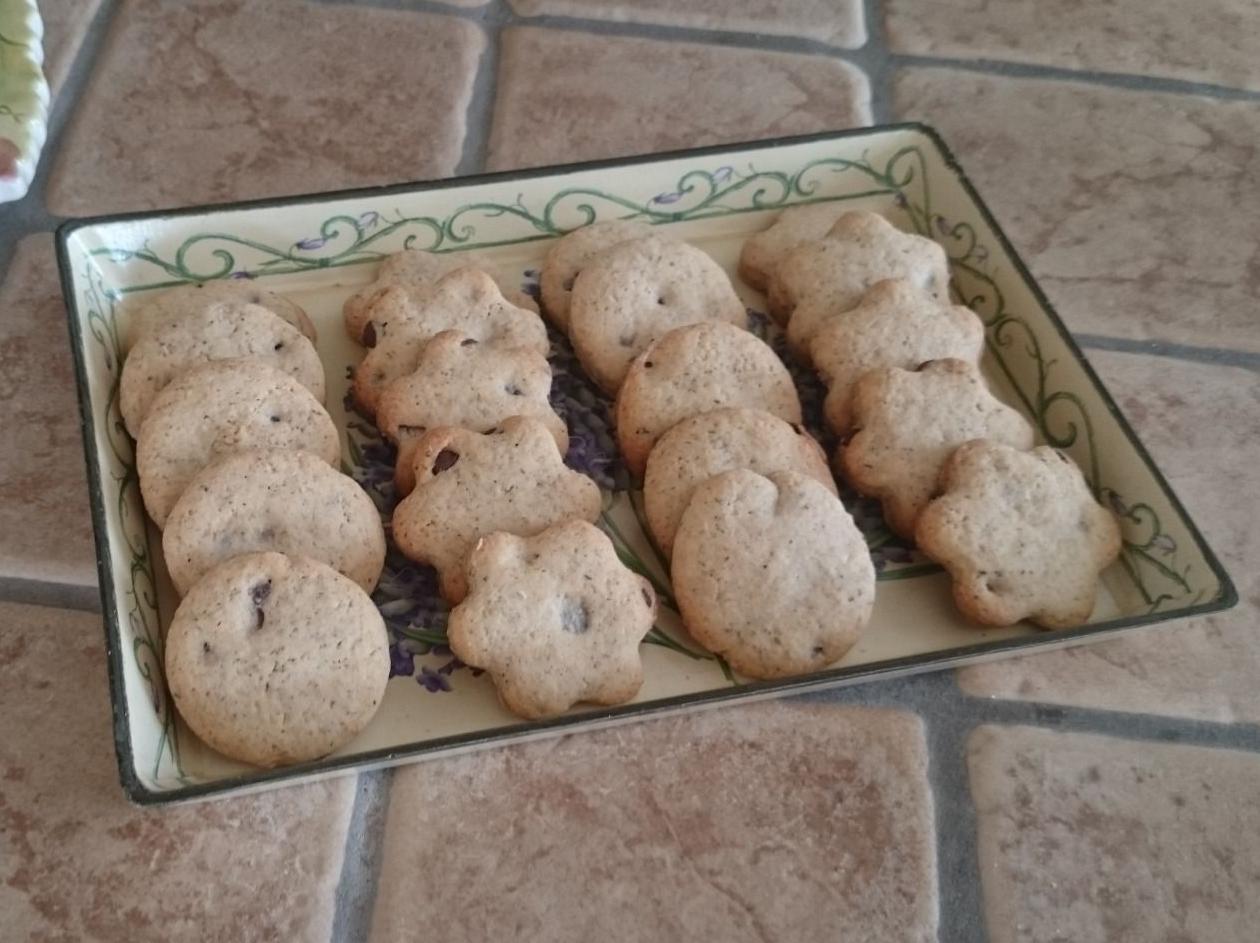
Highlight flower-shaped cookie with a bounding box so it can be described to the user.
[449,519,657,719]
[810,278,986,434]
[737,202,848,296]
[840,359,1034,538]
[351,268,548,416]
[375,330,569,494]
[342,249,538,344]
[916,441,1122,628]
[391,416,601,602]
[766,211,950,363]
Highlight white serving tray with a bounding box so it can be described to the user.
[58,125,1235,804]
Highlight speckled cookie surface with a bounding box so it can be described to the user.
[767,211,950,362]
[568,235,747,395]
[352,268,549,416]
[737,202,848,296]
[120,303,325,437]
[540,220,655,332]
[916,441,1122,629]
[343,249,537,344]
[671,469,876,680]
[164,552,389,768]
[375,330,568,495]
[643,407,835,558]
[810,278,986,434]
[615,320,801,479]
[392,416,602,603]
[137,359,341,528]
[448,520,656,719]
[129,280,316,350]
[163,448,385,596]
[840,359,1035,539]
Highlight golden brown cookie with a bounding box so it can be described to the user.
[839,359,1035,539]
[391,417,602,603]
[568,235,746,395]
[448,519,656,719]
[643,407,835,558]
[351,268,549,417]
[809,278,986,434]
[375,330,569,495]
[162,448,386,596]
[767,211,950,363]
[540,220,655,332]
[916,441,1122,629]
[128,280,316,351]
[120,302,325,438]
[137,359,340,528]
[671,469,876,679]
[614,321,801,479]
[165,552,388,768]
[342,249,538,345]
[737,202,848,296]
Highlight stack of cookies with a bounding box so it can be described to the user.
[120,282,390,769]
[743,207,1121,629]
[542,223,879,681]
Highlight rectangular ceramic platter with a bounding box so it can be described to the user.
[59,125,1235,804]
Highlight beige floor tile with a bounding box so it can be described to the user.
[0,235,95,586]
[486,27,870,171]
[0,600,355,942]
[886,0,1260,92]
[895,69,1260,352]
[958,350,1260,723]
[47,0,483,216]
[507,0,866,47]
[969,725,1260,943]
[371,701,936,942]
[38,0,104,92]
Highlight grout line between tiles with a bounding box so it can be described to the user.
[330,768,395,943]
[0,575,101,612]
[798,672,988,943]
[454,3,507,175]
[1075,333,1260,372]
[328,0,1260,106]
[860,0,893,124]
[312,0,501,21]
[888,52,1260,103]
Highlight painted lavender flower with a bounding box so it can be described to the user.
[516,268,629,492]
[343,384,470,690]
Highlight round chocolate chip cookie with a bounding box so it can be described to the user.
[615,320,801,479]
[568,235,746,395]
[137,359,340,528]
[165,552,389,768]
[643,407,835,557]
[163,448,385,596]
[120,303,325,437]
[540,220,655,332]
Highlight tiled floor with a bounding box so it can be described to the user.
[2,1,1258,940]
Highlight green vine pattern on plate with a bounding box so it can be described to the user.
[923,202,1196,612]
[91,146,934,293]
[78,142,1203,773]
[79,263,187,782]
